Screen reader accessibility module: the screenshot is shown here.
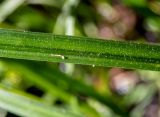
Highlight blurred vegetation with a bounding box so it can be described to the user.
[0,0,160,117]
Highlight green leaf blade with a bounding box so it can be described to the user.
[0,28,160,71]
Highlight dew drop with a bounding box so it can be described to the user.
[50,54,65,60]
[92,64,95,67]
[61,56,65,60]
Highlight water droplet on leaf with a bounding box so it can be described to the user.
[61,56,65,60]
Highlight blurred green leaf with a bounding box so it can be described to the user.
[145,17,160,33]
[122,0,147,7]
[0,0,25,22]
[1,58,129,116]
[0,86,84,117]
[27,0,65,8]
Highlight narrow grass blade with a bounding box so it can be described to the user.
[0,29,160,71]
[16,60,129,116]
[0,0,25,22]
[36,63,129,117]
[0,86,83,117]
[1,59,129,116]
[27,0,65,7]
[3,60,73,103]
